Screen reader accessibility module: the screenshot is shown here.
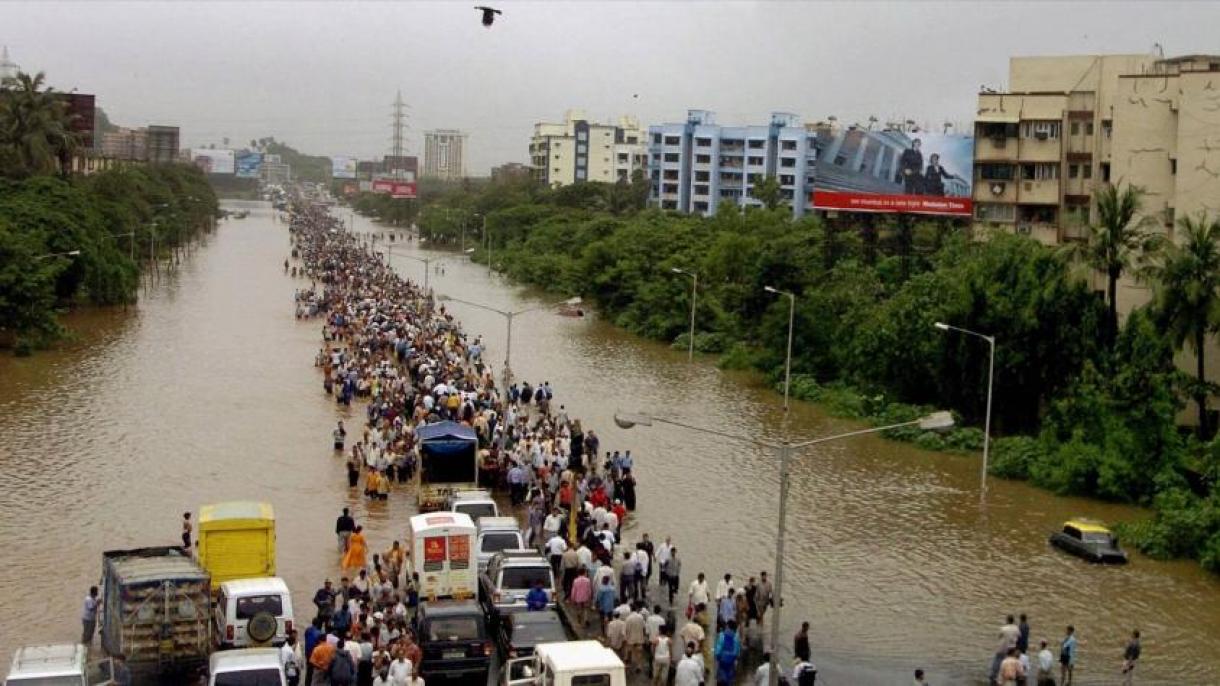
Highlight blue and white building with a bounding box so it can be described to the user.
[648,110,818,218]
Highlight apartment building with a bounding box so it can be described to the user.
[647,110,817,218]
[972,53,1220,244]
[529,110,647,187]
[423,130,466,180]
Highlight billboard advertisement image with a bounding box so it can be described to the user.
[811,129,973,216]
[191,148,236,175]
[372,178,418,199]
[331,156,357,179]
[235,151,263,178]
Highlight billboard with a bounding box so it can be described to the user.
[235,151,263,178]
[191,148,236,175]
[372,178,418,199]
[811,129,973,216]
[331,156,357,179]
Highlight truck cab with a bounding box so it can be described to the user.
[4,644,113,686]
[503,641,625,686]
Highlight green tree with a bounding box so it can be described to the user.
[1076,182,1158,345]
[0,71,80,178]
[750,175,784,210]
[1147,212,1220,435]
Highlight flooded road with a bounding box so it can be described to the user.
[1,201,1217,684]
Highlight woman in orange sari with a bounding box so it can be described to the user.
[342,525,368,572]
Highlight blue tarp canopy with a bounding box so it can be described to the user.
[416,420,477,444]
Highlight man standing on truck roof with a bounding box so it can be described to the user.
[336,508,356,553]
[81,585,100,645]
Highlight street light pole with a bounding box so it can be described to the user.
[384,247,431,291]
[671,268,698,362]
[935,321,996,499]
[612,410,954,686]
[765,286,796,413]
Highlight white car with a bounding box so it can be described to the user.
[214,577,295,649]
[208,649,285,686]
[477,516,525,573]
[4,644,113,686]
[449,489,499,520]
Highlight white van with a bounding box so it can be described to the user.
[476,516,525,573]
[504,641,625,686]
[4,645,113,686]
[214,577,295,649]
[208,649,285,686]
[408,512,478,600]
[448,489,499,520]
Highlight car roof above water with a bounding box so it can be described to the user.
[8,644,85,679]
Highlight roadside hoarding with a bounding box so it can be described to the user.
[235,151,263,178]
[811,129,973,216]
[331,156,357,179]
[371,178,418,199]
[191,148,236,175]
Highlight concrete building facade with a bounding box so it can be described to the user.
[529,110,647,187]
[647,110,818,218]
[972,53,1220,245]
[423,130,466,180]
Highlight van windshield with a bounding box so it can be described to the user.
[501,567,551,590]
[482,533,521,552]
[214,669,284,686]
[457,503,496,519]
[236,595,284,620]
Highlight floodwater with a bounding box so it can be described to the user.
[1,201,1217,684]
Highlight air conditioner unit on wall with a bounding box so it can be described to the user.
[1035,131,1049,140]
[1017,224,1032,235]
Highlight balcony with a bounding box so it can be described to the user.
[975,136,1016,162]
[1018,136,1061,163]
[1018,179,1060,205]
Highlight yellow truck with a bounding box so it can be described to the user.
[198,501,276,590]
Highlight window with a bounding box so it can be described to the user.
[426,617,483,641]
[780,158,796,168]
[747,156,764,165]
[214,670,285,686]
[748,139,765,149]
[501,566,552,590]
[572,675,612,686]
[1101,162,1111,182]
[576,131,587,141]
[694,184,709,195]
[781,140,797,151]
[1082,165,1092,179]
[575,169,586,180]
[695,137,712,147]
[1020,163,1059,180]
[975,203,1016,222]
[664,136,680,146]
[695,154,711,164]
[695,171,710,182]
[652,133,661,145]
[1021,121,1061,139]
[979,164,1015,180]
[1102,121,1112,139]
[577,144,587,154]
[481,533,521,552]
[236,595,283,620]
[1171,159,1178,175]
[617,153,628,163]
[1069,164,1079,179]
[626,136,638,145]
[1071,122,1080,135]
[1085,122,1094,136]
[663,153,679,163]
[779,175,795,185]
[693,201,709,212]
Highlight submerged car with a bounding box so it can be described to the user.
[1049,519,1128,564]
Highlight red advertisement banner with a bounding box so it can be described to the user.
[423,536,447,563]
[812,190,972,217]
[371,179,418,199]
[447,535,470,562]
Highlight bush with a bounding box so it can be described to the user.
[718,342,762,371]
[988,435,1047,480]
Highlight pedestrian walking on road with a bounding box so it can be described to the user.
[334,421,347,451]
[182,511,193,550]
[714,620,741,686]
[756,571,773,624]
[794,621,811,662]
[1121,629,1141,686]
[1018,613,1031,654]
[651,625,674,686]
[570,569,593,626]
[1059,625,1077,686]
[336,508,356,553]
[1035,639,1054,685]
[81,586,100,645]
[666,547,681,606]
[675,644,702,686]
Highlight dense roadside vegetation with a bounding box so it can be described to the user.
[0,71,218,352]
[400,172,1220,573]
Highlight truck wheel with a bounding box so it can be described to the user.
[247,612,278,644]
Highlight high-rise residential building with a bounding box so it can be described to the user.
[529,110,647,187]
[647,110,818,218]
[0,46,18,82]
[972,53,1220,244]
[423,130,467,180]
[491,162,533,182]
[98,124,179,163]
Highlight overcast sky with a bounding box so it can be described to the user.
[5,1,1219,174]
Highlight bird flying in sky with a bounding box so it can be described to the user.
[475,6,502,27]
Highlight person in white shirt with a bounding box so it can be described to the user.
[543,509,564,540]
[387,655,412,686]
[715,573,733,601]
[675,643,703,686]
[791,659,817,685]
[689,573,711,608]
[1036,639,1055,684]
[546,533,568,577]
[279,633,302,686]
[655,537,673,587]
[752,655,772,686]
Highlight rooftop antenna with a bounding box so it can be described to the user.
[1153,42,1164,58]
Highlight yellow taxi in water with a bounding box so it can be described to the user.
[1049,519,1129,564]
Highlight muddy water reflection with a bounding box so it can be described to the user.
[0,202,1216,684]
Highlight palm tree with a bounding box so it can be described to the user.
[1146,212,1220,435]
[0,71,79,178]
[1080,182,1158,345]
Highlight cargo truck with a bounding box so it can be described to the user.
[407,512,478,601]
[415,421,479,512]
[197,501,276,590]
[100,546,211,679]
